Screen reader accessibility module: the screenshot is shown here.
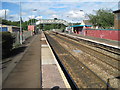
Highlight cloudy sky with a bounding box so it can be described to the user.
[1,0,119,23]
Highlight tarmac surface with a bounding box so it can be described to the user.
[3,34,41,88]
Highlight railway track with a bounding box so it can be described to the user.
[54,32,120,71]
[58,32,120,57]
[45,32,113,88]
[51,32,120,87]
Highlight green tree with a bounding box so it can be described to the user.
[88,9,114,29]
[2,32,15,57]
[1,18,38,31]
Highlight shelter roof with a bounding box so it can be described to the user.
[69,25,92,27]
[113,9,120,13]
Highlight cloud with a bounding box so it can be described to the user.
[2,1,119,23]
[0,9,19,21]
[60,10,85,22]
[67,10,84,18]
[0,9,9,18]
[35,16,42,19]
[7,14,19,21]
[40,10,56,15]
[21,12,27,16]
[50,14,60,19]
[28,15,35,19]
[25,15,42,21]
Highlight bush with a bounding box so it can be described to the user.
[2,32,15,57]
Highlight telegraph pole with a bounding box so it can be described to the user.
[4,9,6,20]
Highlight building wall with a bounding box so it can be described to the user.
[8,26,13,32]
[84,29,120,41]
[1,25,20,32]
[118,14,120,29]
[28,25,35,31]
[114,13,120,29]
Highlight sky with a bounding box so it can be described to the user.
[0,0,120,23]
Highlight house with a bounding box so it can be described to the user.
[113,9,120,29]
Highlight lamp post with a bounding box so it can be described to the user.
[30,9,38,25]
[66,16,74,34]
[33,9,37,25]
[19,2,22,44]
[30,9,33,25]
[107,76,120,90]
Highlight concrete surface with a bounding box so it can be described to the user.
[3,34,41,88]
[41,32,70,89]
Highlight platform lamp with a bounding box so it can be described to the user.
[32,9,37,25]
[107,76,120,90]
[66,16,73,34]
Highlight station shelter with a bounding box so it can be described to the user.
[69,25,92,34]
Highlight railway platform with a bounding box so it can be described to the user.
[71,33,119,49]
[2,34,41,88]
[2,32,70,89]
[56,31,119,49]
[41,32,70,89]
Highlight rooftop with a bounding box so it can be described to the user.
[113,9,120,13]
[69,25,92,27]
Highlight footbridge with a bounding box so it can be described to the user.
[36,19,69,26]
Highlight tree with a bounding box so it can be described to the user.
[88,9,114,29]
[2,32,15,57]
[1,18,38,31]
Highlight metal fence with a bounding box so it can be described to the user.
[12,32,20,46]
[12,31,33,46]
[22,31,32,42]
